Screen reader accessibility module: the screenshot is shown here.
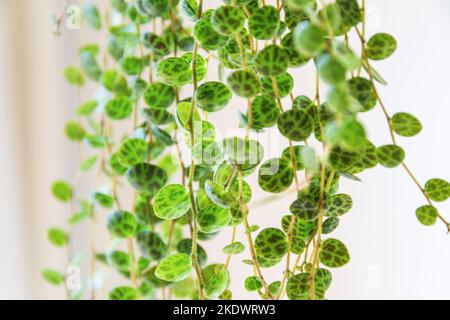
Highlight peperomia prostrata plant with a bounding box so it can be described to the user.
[44,0,450,300]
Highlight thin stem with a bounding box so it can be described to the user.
[270,75,302,300]
[239,170,274,300]
[355,26,450,231]
[224,225,237,269]
[187,0,205,300]
[128,238,137,288]
[309,155,327,300]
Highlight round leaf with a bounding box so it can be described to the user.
[425,178,450,202]
[255,45,289,77]
[198,205,231,234]
[195,81,232,112]
[126,163,168,195]
[319,238,350,268]
[255,228,288,261]
[155,253,192,282]
[392,112,422,137]
[367,33,397,61]
[154,184,191,220]
[258,158,294,193]
[107,210,138,238]
[415,205,438,226]
[376,144,405,168]
[277,109,313,141]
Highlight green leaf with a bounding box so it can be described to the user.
[336,0,361,30]
[126,163,168,195]
[290,194,319,221]
[82,3,102,30]
[316,53,347,84]
[106,211,138,238]
[108,286,137,300]
[282,215,317,242]
[227,70,261,98]
[376,144,405,168]
[211,5,246,36]
[51,180,72,202]
[202,264,229,299]
[286,268,331,300]
[77,100,98,116]
[258,158,294,193]
[109,153,128,176]
[106,250,131,271]
[319,238,350,268]
[277,109,313,141]
[155,253,192,282]
[48,228,68,247]
[193,17,229,51]
[261,72,294,98]
[110,0,128,13]
[120,56,146,75]
[244,225,259,234]
[367,33,397,61]
[415,205,438,226]
[79,49,102,81]
[101,70,128,94]
[197,205,231,234]
[137,230,168,260]
[156,57,192,86]
[255,45,289,77]
[250,95,280,129]
[249,5,280,40]
[392,112,423,137]
[293,21,326,57]
[223,242,245,255]
[182,52,207,81]
[182,0,199,22]
[175,102,201,132]
[339,118,367,150]
[204,180,234,208]
[42,269,64,286]
[244,276,263,291]
[322,217,340,234]
[154,184,190,220]
[80,155,98,172]
[68,211,90,225]
[223,137,264,172]
[177,239,207,266]
[118,138,148,167]
[219,290,232,300]
[65,121,86,141]
[195,81,232,112]
[425,178,450,202]
[255,228,288,261]
[348,77,376,112]
[64,67,85,86]
[143,82,175,109]
[325,194,353,217]
[92,192,114,209]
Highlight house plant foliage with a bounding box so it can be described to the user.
[44,0,450,300]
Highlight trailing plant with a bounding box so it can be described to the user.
[44,0,450,300]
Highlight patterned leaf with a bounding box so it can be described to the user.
[155,253,192,282]
[319,238,350,268]
[154,184,191,220]
[255,228,288,261]
[425,178,450,202]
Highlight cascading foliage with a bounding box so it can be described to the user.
[44,0,450,300]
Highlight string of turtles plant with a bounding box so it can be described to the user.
[44,0,450,300]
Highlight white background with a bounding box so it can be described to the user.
[0,0,449,299]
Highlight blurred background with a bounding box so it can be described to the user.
[1,0,449,300]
